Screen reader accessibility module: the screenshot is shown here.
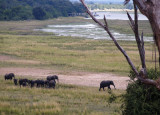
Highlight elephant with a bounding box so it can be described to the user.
[46,75,59,82]
[99,80,116,91]
[34,79,45,87]
[19,78,29,87]
[48,80,56,88]
[13,79,18,85]
[4,73,15,80]
[28,80,35,88]
[44,80,50,87]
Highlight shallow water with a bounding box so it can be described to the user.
[37,23,153,41]
[36,11,152,41]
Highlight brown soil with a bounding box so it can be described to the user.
[0,55,129,90]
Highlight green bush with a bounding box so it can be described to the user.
[121,68,160,115]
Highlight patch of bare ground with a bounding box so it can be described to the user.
[0,67,129,90]
[0,55,129,89]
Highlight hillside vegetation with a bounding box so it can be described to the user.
[0,0,84,20]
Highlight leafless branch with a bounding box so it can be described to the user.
[141,32,145,65]
[134,3,146,69]
[80,0,160,90]
[133,0,147,15]
[80,0,139,75]
[124,0,130,5]
[103,16,108,29]
[126,11,135,32]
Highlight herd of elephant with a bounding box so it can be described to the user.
[4,73,58,88]
[4,73,116,90]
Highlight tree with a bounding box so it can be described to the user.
[124,0,160,67]
[0,0,85,21]
[32,7,47,20]
[79,0,160,90]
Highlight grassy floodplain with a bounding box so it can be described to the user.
[0,17,155,75]
[0,17,157,114]
[0,76,124,115]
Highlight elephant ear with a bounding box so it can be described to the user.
[110,81,114,84]
[124,0,130,5]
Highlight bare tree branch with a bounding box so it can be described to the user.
[124,0,130,5]
[103,16,108,29]
[127,4,146,69]
[80,0,160,90]
[80,0,139,75]
[133,0,147,15]
[141,32,145,65]
[126,11,135,32]
[133,3,146,69]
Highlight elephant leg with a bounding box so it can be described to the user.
[99,87,101,91]
[103,87,105,91]
[108,86,111,90]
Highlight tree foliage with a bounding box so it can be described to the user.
[122,68,160,115]
[0,0,85,20]
[32,7,47,20]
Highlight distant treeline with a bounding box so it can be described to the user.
[0,0,85,20]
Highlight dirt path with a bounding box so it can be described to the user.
[0,55,129,89]
[0,67,129,90]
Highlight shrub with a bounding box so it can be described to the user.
[121,68,160,115]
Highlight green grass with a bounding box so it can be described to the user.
[0,16,156,115]
[0,33,156,76]
[107,20,152,36]
[0,17,156,76]
[0,76,124,115]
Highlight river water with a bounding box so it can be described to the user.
[89,11,148,20]
[37,12,153,41]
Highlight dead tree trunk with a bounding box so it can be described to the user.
[80,0,160,90]
[128,0,160,67]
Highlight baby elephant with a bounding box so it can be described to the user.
[99,80,116,91]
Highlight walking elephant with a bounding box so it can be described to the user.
[47,75,59,82]
[99,80,116,91]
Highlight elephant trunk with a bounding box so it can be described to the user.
[57,78,59,83]
[113,84,116,89]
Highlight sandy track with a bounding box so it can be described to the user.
[0,67,129,90]
[0,54,129,89]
